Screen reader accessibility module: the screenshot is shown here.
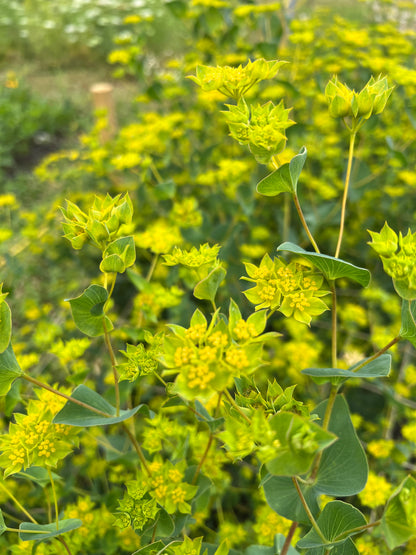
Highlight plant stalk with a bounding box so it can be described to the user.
[0,481,38,524]
[335,131,356,258]
[103,319,120,416]
[281,521,298,555]
[292,477,327,544]
[352,335,401,373]
[292,193,320,253]
[47,467,59,530]
[122,422,152,477]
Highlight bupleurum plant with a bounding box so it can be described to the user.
[1,54,416,555]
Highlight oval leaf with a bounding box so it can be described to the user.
[257,147,307,196]
[53,384,147,427]
[262,472,320,525]
[19,518,82,542]
[297,501,366,549]
[276,242,371,287]
[68,284,113,337]
[313,396,368,496]
[0,343,23,397]
[302,354,391,384]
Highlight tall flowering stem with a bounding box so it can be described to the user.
[335,131,356,258]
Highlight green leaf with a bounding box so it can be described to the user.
[194,266,226,302]
[297,501,366,549]
[306,537,358,555]
[266,412,336,476]
[276,242,371,287]
[257,146,307,196]
[100,236,136,273]
[19,519,82,541]
[68,284,113,337]
[53,385,147,427]
[0,343,23,397]
[0,297,11,353]
[154,508,175,538]
[262,471,320,525]
[313,396,368,496]
[302,354,391,385]
[0,509,6,536]
[400,299,416,347]
[381,475,416,550]
[15,467,61,488]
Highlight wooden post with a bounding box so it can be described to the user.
[90,82,117,143]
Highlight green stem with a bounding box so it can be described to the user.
[6,528,47,534]
[192,433,214,485]
[281,521,298,555]
[335,131,356,258]
[146,254,159,282]
[47,467,59,530]
[224,389,251,424]
[352,335,401,373]
[122,422,152,477]
[292,477,328,544]
[57,537,74,555]
[283,193,291,243]
[0,481,38,524]
[103,319,120,416]
[292,193,320,253]
[22,375,110,417]
[322,385,338,431]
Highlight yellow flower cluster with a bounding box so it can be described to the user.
[358,472,392,509]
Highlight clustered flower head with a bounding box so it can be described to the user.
[163,244,221,268]
[242,254,330,325]
[0,390,79,477]
[113,460,198,531]
[368,222,416,299]
[188,59,286,101]
[117,336,162,383]
[223,99,295,164]
[161,306,267,401]
[61,193,133,251]
[325,75,393,130]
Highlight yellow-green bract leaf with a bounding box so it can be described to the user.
[194,266,226,302]
[256,146,307,196]
[381,475,416,550]
[0,343,23,396]
[53,384,148,427]
[0,294,11,354]
[266,412,336,476]
[100,236,136,274]
[277,242,371,287]
[19,519,82,542]
[68,284,113,337]
[296,501,366,550]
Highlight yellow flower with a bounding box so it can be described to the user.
[358,472,392,509]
